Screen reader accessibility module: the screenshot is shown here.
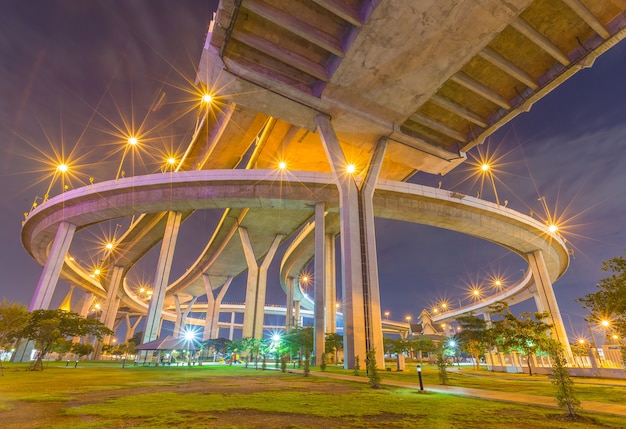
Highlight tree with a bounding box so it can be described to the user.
[493,309,552,376]
[283,327,313,362]
[410,337,437,361]
[435,341,450,385]
[325,332,343,364]
[454,314,493,370]
[71,343,94,360]
[546,340,580,417]
[578,251,626,342]
[366,348,381,388]
[0,300,30,348]
[20,310,113,371]
[0,300,31,375]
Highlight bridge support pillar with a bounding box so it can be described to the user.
[174,295,198,337]
[325,234,337,333]
[285,276,295,332]
[294,300,300,327]
[203,275,233,340]
[143,211,182,345]
[13,221,76,362]
[93,266,124,359]
[316,114,386,369]
[124,314,143,343]
[314,202,326,365]
[240,230,283,339]
[528,250,572,357]
[229,312,235,340]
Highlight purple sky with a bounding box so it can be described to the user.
[1,1,624,343]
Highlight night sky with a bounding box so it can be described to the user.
[1,1,624,343]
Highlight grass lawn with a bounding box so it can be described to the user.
[0,361,624,428]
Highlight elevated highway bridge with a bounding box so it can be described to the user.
[17,0,626,367]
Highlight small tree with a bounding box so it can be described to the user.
[303,351,310,376]
[435,341,449,385]
[71,343,94,361]
[366,348,381,388]
[492,303,552,376]
[325,332,343,364]
[547,340,580,417]
[454,314,493,370]
[0,300,30,375]
[353,355,360,376]
[578,251,626,348]
[20,310,112,371]
[280,353,287,372]
[320,353,327,371]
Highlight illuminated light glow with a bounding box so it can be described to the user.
[612,334,619,340]
[184,330,196,341]
[494,280,502,287]
[346,164,356,174]
[105,242,114,250]
[167,157,176,165]
[432,308,439,314]
[94,269,101,276]
[578,338,586,345]
[278,161,287,170]
[57,163,68,173]
[94,303,101,310]
[139,287,145,293]
[301,275,309,283]
[146,290,153,295]
[481,163,490,172]
[272,333,281,342]
[547,224,558,233]
[128,137,138,145]
[405,315,412,321]
[601,320,610,327]
[449,340,456,347]
[440,302,447,309]
[202,93,213,104]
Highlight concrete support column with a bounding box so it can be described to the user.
[13,221,76,362]
[203,275,233,340]
[124,315,143,343]
[360,136,388,369]
[239,228,283,339]
[58,285,74,312]
[30,221,76,311]
[294,300,300,327]
[78,293,94,318]
[316,115,366,369]
[285,276,294,333]
[143,211,182,344]
[94,266,123,359]
[173,295,197,337]
[324,234,337,333]
[483,312,492,328]
[314,202,326,365]
[229,312,235,341]
[527,250,572,357]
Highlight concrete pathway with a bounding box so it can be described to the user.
[297,370,626,418]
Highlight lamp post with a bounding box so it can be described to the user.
[417,364,424,391]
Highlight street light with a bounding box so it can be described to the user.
[384,311,390,320]
[480,163,500,206]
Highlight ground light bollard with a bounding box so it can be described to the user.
[417,364,424,391]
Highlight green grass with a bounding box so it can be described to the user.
[1,361,625,428]
[324,362,626,404]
